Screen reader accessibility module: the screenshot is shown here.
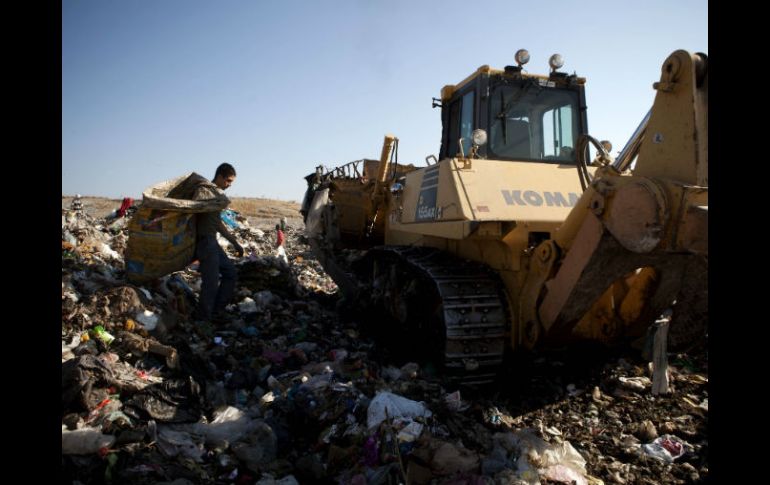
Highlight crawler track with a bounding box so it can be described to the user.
[356,246,508,386]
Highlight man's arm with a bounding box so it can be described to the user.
[217,218,244,256]
[193,185,244,257]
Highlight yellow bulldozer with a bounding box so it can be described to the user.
[301,49,707,385]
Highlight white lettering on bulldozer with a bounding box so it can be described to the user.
[501,190,579,207]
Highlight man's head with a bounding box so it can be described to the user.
[214,163,237,190]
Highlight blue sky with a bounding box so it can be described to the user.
[62,0,707,202]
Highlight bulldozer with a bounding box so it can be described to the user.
[301,49,708,385]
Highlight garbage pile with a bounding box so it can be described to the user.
[62,206,708,484]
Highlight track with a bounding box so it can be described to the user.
[355,246,508,386]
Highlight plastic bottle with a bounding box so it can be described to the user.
[91,325,115,345]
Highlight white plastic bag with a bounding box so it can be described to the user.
[136,310,159,331]
[495,430,591,485]
[238,297,258,313]
[641,434,687,463]
[366,391,432,429]
[193,406,261,445]
[61,427,116,455]
[276,245,288,264]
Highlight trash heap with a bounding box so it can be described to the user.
[62,205,708,485]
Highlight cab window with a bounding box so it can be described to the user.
[459,91,475,156]
[543,103,575,161]
[447,90,475,157]
[488,82,580,163]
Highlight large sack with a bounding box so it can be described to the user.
[142,172,230,212]
[125,208,196,283]
[124,173,229,283]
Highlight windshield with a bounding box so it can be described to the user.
[488,82,581,163]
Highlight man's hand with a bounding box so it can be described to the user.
[218,219,244,257]
[232,242,245,258]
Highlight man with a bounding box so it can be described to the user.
[275,222,285,248]
[192,163,244,323]
[275,222,288,264]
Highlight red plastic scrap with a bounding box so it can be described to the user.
[84,398,113,424]
[93,398,111,411]
[118,197,134,217]
[661,438,683,456]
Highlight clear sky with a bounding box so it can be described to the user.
[62,0,707,202]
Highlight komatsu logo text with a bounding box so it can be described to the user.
[501,190,580,207]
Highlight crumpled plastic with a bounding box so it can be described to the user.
[239,297,258,313]
[618,376,652,392]
[136,310,159,331]
[61,426,116,455]
[641,434,688,463]
[396,421,424,443]
[192,406,263,445]
[221,209,242,230]
[366,391,432,429]
[231,422,278,472]
[493,429,593,485]
[61,334,82,362]
[155,425,205,462]
[62,354,118,411]
[123,377,203,423]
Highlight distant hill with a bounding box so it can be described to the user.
[62,195,301,221]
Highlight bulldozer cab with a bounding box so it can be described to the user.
[439,66,588,164]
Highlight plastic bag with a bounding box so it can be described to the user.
[276,245,288,264]
[495,430,591,485]
[366,391,432,429]
[221,209,241,229]
[62,427,116,455]
[135,310,159,331]
[192,406,261,444]
[641,434,688,463]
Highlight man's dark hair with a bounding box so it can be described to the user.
[215,163,237,179]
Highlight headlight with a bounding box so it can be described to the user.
[549,53,564,71]
[515,49,530,67]
[472,129,488,146]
